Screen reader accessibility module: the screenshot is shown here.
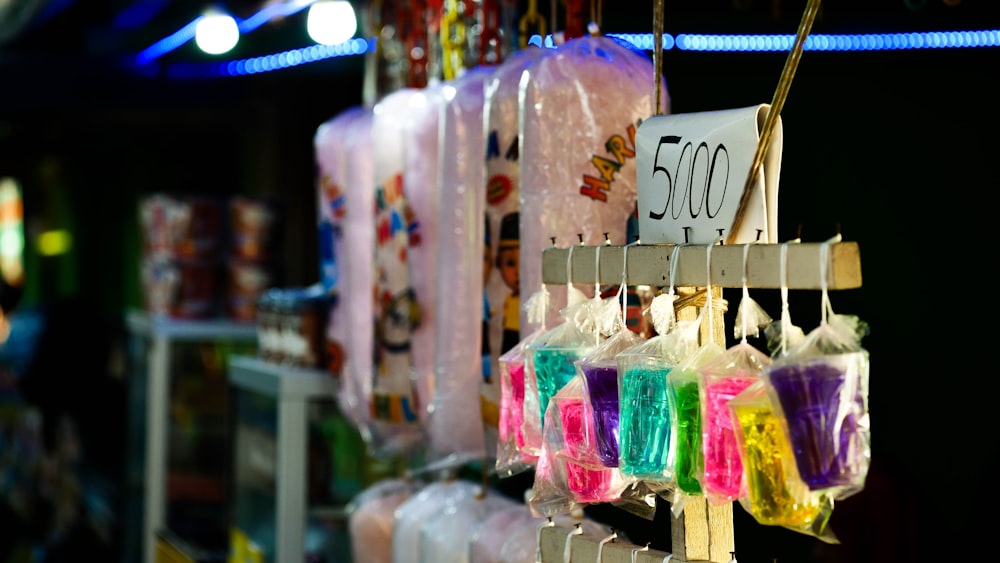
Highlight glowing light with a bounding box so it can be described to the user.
[37,230,72,257]
[195,9,240,55]
[307,0,357,46]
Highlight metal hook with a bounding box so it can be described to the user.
[631,542,650,563]
[562,522,584,563]
[596,529,618,562]
[534,517,555,563]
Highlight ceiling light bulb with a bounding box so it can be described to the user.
[195,9,240,55]
[307,0,357,46]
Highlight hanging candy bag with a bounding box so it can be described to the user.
[575,243,645,469]
[764,237,871,499]
[496,326,544,476]
[728,380,838,543]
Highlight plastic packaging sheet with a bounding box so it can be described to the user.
[616,308,700,482]
[428,66,495,466]
[331,107,377,437]
[698,340,771,505]
[315,106,362,297]
[392,480,480,563]
[519,35,668,332]
[347,479,419,563]
[728,380,836,543]
[577,311,644,469]
[369,88,430,455]
[764,301,871,501]
[481,46,549,452]
[495,327,543,477]
[419,492,520,563]
[404,83,447,435]
[468,503,540,563]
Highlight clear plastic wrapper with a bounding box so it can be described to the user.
[519,35,667,333]
[617,295,701,481]
[765,292,871,499]
[667,338,724,500]
[419,491,518,563]
[369,88,424,455]
[404,82,447,434]
[525,301,597,441]
[346,478,419,563]
[697,339,771,505]
[728,381,838,543]
[335,107,377,438]
[576,298,644,468]
[529,375,628,515]
[496,327,544,477]
[315,106,364,412]
[468,503,540,563]
[391,479,480,563]
[428,67,495,467]
[368,84,447,456]
[483,47,550,450]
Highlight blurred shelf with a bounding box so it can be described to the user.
[229,355,337,400]
[126,309,258,342]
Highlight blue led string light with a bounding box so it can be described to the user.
[135,0,319,66]
[166,36,374,78]
[153,28,1000,78]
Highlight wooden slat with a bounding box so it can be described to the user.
[539,242,861,290]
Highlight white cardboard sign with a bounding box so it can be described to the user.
[636,103,780,245]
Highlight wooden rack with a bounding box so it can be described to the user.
[537,241,863,563]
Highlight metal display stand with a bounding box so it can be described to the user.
[535,241,862,563]
[126,311,257,563]
[227,355,341,563]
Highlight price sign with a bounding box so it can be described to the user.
[636,103,781,245]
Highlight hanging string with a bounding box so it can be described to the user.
[740,243,752,342]
[593,242,604,345]
[778,238,799,355]
[653,0,665,116]
[618,242,634,331]
[728,0,822,244]
[551,0,558,41]
[819,232,842,325]
[704,238,720,341]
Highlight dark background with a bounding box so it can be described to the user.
[2,1,997,562]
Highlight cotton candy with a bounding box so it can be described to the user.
[428,66,496,466]
[335,107,376,439]
[369,88,427,455]
[315,106,365,422]
[481,46,550,451]
[519,36,668,332]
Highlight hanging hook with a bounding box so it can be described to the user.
[534,517,556,563]
[704,236,722,339]
[596,529,618,562]
[562,522,584,563]
[631,542,651,563]
[520,0,547,48]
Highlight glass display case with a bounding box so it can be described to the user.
[126,311,257,563]
[228,355,366,563]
